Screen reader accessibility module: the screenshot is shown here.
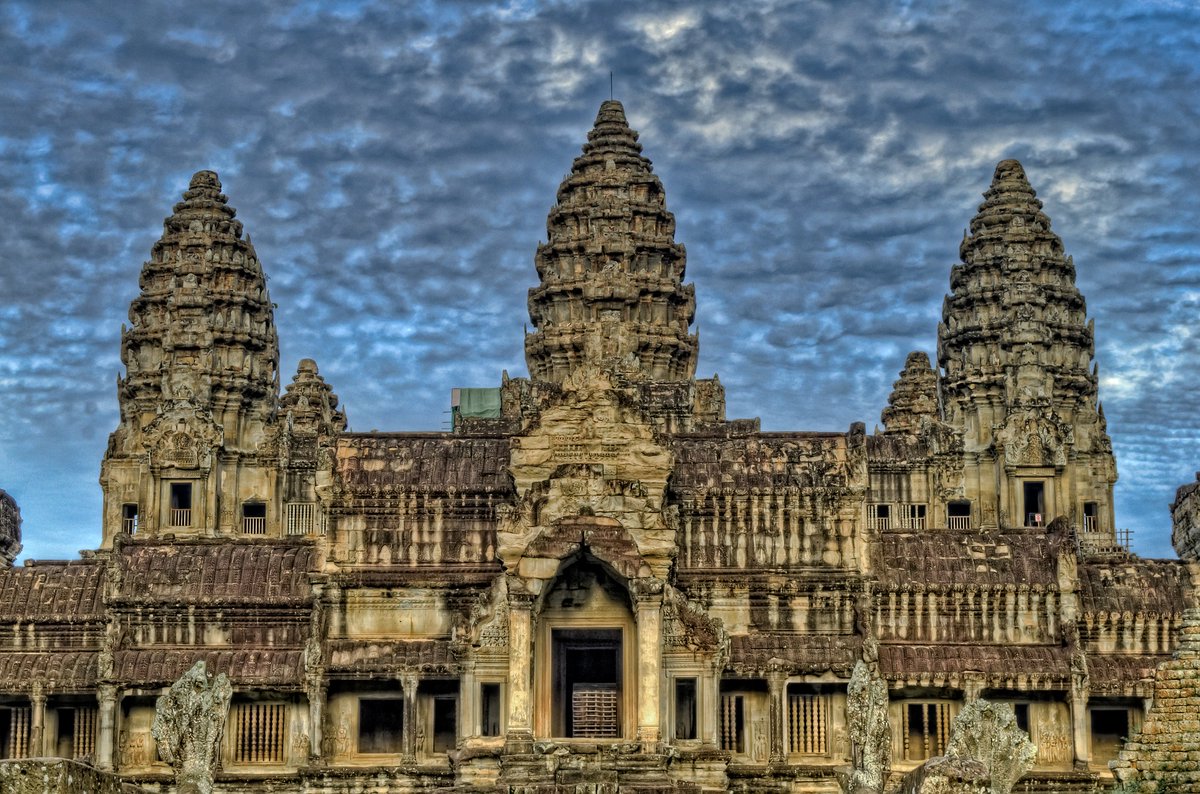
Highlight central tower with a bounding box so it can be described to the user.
[524,100,698,383]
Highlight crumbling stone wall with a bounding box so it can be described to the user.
[0,758,149,793]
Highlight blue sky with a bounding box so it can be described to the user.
[1,0,1199,559]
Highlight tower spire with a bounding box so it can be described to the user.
[524,101,698,383]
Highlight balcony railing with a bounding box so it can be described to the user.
[867,516,890,531]
[286,502,319,535]
[242,517,267,535]
[123,517,139,535]
[169,508,191,527]
[947,515,970,530]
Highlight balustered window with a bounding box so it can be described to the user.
[230,702,287,765]
[242,502,267,535]
[54,706,97,760]
[947,501,971,530]
[786,685,829,756]
[286,502,319,535]
[719,693,745,753]
[899,504,926,530]
[1090,706,1141,766]
[902,701,953,761]
[169,482,192,527]
[122,503,139,535]
[867,504,891,530]
[0,706,31,759]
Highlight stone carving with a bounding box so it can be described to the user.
[847,647,890,794]
[942,700,1036,794]
[881,352,939,435]
[0,488,22,565]
[151,661,233,794]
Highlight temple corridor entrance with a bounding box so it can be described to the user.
[552,628,622,738]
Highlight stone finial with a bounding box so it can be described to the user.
[525,100,698,384]
[280,358,348,435]
[116,170,280,443]
[939,159,1097,418]
[847,658,890,793]
[151,661,233,794]
[881,351,939,434]
[0,489,22,566]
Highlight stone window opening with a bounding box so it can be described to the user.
[1083,501,1099,532]
[719,693,745,754]
[431,695,457,753]
[286,502,319,535]
[899,504,927,530]
[786,684,830,756]
[673,678,697,741]
[947,501,971,530]
[0,705,31,759]
[168,482,192,527]
[902,701,952,761]
[1023,481,1045,527]
[480,683,502,738]
[358,698,403,754]
[1090,706,1140,766]
[229,701,287,765]
[121,503,139,535]
[868,504,891,531]
[242,502,266,535]
[53,705,97,760]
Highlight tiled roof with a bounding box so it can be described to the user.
[119,542,314,604]
[337,435,512,493]
[1077,559,1192,616]
[112,648,304,686]
[879,643,1069,678]
[874,529,1061,588]
[0,651,96,690]
[0,561,105,621]
[328,640,457,673]
[668,434,850,490]
[728,633,860,676]
[1087,653,1171,688]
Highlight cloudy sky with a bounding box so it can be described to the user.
[1,0,1198,560]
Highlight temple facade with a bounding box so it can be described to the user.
[0,101,1196,793]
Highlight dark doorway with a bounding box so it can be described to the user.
[1023,482,1045,526]
[552,628,622,738]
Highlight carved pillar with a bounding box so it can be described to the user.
[963,673,984,702]
[30,682,46,757]
[505,586,535,752]
[1068,680,1090,770]
[702,662,720,748]
[97,684,118,770]
[767,670,787,764]
[402,672,419,763]
[633,579,664,751]
[307,680,327,763]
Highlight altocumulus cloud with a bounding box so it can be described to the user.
[0,0,1198,559]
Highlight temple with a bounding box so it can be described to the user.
[0,101,1196,792]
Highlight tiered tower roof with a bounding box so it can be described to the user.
[524,101,697,383]
[118,171,279,444]
[938,160,1096,418]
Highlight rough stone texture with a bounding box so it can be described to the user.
[848,652,891,793]
[943,701,1036,793]
[1170,472,1200,561]
[151,660,232,794]
[1111,608,1200,792]
[890,756,990,794]
[0,758,150,793]
[525,100,698,383]
[0,102,1194,794]
[0,488,21,564]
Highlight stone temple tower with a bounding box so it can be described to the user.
[937,160,1116,535]
[99,171,281,546]
[524,100,698,383]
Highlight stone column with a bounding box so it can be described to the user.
[1069,680,1090,770]
[505,587,535,753]
[30,682,46,757]
[702,663,720,748]
[402,672,419,763]
[97,684,118,770]
[307,680,327,763]
[767,670,787,765]
[633,579,664,751]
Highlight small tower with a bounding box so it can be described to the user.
[524,101,698,383]
[937,160,1116,534]
[100,171,282,545]
[0,489,21,565]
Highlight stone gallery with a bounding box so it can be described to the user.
[0,101,1196,792]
